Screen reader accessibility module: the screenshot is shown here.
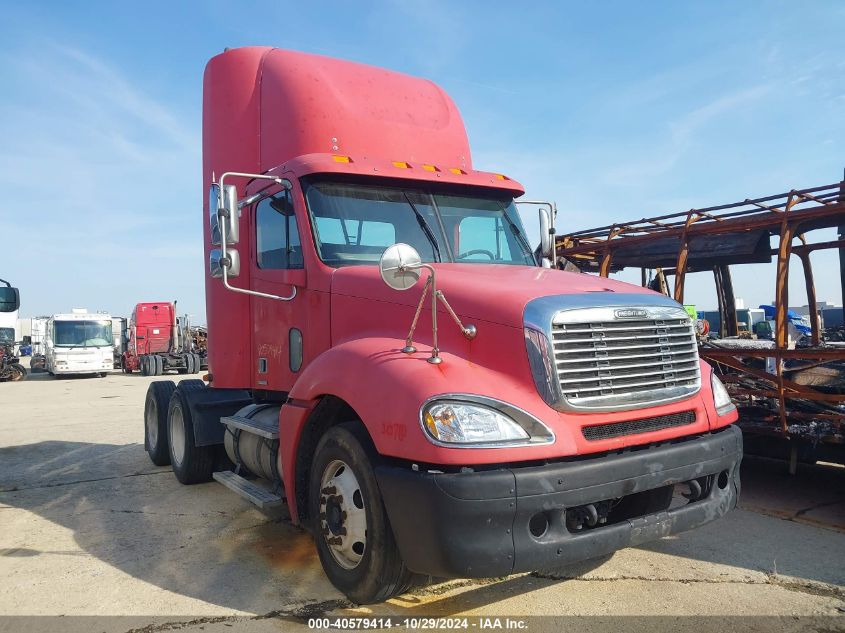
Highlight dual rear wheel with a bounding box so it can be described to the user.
[141,355,164,376]
[143,378,211,481]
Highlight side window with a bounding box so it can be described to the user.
[256,191,304,269]
[458,216,512,261]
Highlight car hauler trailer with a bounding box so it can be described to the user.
[554,179,845,472]
[45,309,114,377]
[123,302,202,375]
[143,47,742,603]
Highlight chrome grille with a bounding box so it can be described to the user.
[551,308,701,411]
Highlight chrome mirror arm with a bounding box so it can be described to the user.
[436,291,477,341]
[402,275,432,354]
[214,172,297,302]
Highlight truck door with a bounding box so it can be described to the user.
[249,184,308,394]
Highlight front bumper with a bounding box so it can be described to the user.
[376,424,742,578]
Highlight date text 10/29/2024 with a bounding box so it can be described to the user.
[308,617,529,630]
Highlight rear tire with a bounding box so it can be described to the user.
[309,424,414,604]
[144,380,176,466]
[190,353,200,374]
[154,355,164,376]
[168,383,214,484]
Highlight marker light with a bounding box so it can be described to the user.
[392,161,411,169]
[422,164,439,172]
[711,374,736,416]
[332,155,352,163]
[449,168,465,175]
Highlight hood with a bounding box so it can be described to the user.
[331,264,654,329]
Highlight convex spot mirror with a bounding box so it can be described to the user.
[208,183,239,245]
[380,243,422,291]
[209,248,241,279]
[0,286,20,313]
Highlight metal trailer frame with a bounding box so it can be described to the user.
[555,180,845,467]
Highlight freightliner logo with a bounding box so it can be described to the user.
[614,308,649,319]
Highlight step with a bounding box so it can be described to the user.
[212,471,285,509]
[221,414,279,439]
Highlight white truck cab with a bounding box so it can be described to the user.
[45,309,114,377]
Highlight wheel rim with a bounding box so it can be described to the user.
[145,398,158,447]
[169,404,186,467]
[10,366,24,381]
[319,459,367,570]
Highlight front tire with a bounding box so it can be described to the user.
[309,424,413,604]
[144,380,176,466]
[168,383,215,484]
[9,365,26,381]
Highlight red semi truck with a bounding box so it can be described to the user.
[124,302,202,375]
[143,47,742,603]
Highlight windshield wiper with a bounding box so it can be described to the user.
[498,204,534,260]
[403,192,441,262]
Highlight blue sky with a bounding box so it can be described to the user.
[1,1,843,322]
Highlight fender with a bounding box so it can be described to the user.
[278,335,575,522]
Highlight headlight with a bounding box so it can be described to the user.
[711,373,735,416]
[421,396,554,447]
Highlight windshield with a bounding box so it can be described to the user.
[0,328,13,343]
[53,320,113,348]
[304,181,536,268]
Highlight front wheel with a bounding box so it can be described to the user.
[309,424,414,604]
[9,364,26,381]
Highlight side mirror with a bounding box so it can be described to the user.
[379,243,422,291]
[539,208,552,259]
[210,248,241,279]
[0,286,20,313]
[208,183,239,245]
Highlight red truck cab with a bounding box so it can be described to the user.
[124,302,202,376]
[143,47,741,603]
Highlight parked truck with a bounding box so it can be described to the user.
[45,309,114,377]
[0,278,19,351]
[123,302,202,376]
[143,48,742,603]
[0,279,24,381]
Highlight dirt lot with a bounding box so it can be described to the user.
[1,372,844,631]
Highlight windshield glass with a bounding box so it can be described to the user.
[54,320,113,347]
[304,181,536,268]
[0,328,13,343]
